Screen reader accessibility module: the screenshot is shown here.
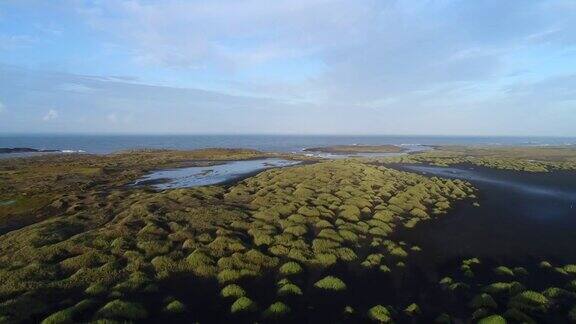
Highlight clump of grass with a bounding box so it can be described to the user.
[482,282,525,296]
[338,229,358,243]
[298,205,320,218]
[312,238,340,253]
[85,282,107,296]
[284,225,308,236]
[388,246,408,258]
[164,300,186,314]
[564,264,576,274]
[337,247,357,262]
[508,290,550,312]
[503,308,536,324]
[230,297,257,314]
[314,253,337,267]
[317,229,343,243]
[217,269,242,284]
[279,262,303,276]
[367,305,391,322]
[471,308,490,321]
[494,266,515,277]
[542,287,573,299]
[97,299,148,320]
[314,276,346,291]
[369,226,391,237]
[343,305,354,315]
[539,261,552,269]
[186,249,214,267]
[513,267,529,277]
[469,293,497,309]
[339,205,360,222]
[136,239,172,257]
[277,279,303,296]
[263,301,291,318]
[253,232,274,246]
[463,258,481,266]
[221,284,246,298]
[477,314,506,324]
[379,265,391,273]
[404,303,420,316]
[315,220,333,229]
[41,308,75,324]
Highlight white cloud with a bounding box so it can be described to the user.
[1,1,576,135]
[0,101,4,113]
[43,109,58,121]
[57,83,94,93]
[77,0,378,70]
[74,0,576,107]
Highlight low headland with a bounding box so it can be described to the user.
[303,144,404,154]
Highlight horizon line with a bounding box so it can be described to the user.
[1,132,576,139]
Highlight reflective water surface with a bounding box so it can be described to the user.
[0,200,15,206]
[395,164,576,264]
[134,158,300,190]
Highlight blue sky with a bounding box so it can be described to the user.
[0,0,575,135]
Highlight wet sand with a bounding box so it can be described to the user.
[391,163,576,266]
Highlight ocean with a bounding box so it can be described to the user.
[0,134,575,155]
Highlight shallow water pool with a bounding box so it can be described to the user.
[134,158,301,190]
[395,164,576,264]
[0,200,15,206]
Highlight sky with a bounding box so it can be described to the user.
[0,0,575,136]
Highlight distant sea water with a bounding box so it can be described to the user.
[0,134,575,156]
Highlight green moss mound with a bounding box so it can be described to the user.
[230,297,257,314]
[164,300,186,314]
[477,314,507,324]
[97,299,148,320]
[263,301,291,318]
[404,303,420,316]
[508,290,549,312]
[279,262,303,276]
[41,308,75,324]
[367,305,392,322]
[221,284,246,298]
[277,282,303,296]
[469,293,498,309]
[314,276,347,291]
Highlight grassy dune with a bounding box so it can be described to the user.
[382,146,576,172]
[303,145,404,154]
[0,152,475,322]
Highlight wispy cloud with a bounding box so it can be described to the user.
[0,1,575,135]
[0,34,37,50]
[43,109,58,121]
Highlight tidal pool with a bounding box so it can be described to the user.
[303,144,432,159]
[394,164,576,265]
[0,200,15,206]
[134,158,301,190]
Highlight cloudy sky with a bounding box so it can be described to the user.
[0,0,575,135]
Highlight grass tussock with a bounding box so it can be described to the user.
[314,276,347,291]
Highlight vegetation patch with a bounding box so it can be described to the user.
[314,276,347,291]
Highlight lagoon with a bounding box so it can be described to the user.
[133,158,301,190]
[395,164,576,265]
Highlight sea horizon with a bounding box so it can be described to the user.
[1,133,576,156]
